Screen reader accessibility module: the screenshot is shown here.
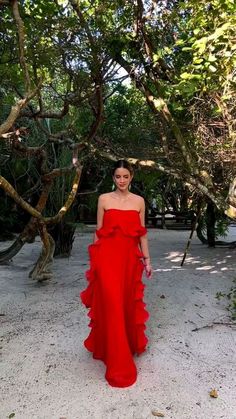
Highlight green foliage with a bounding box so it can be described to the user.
[0,0,235,235]
[198,211,230,240]
[46,147,74,217]
[103,86,157,152]
[164,0,235,112]
[216,278,236,321]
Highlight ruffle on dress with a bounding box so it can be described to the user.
[96,212,147,239]
[80,209,150,387]
[81,224,149,356]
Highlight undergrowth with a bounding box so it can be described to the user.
[216,278,236,321]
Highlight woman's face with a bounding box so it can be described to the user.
[113,167,133,191]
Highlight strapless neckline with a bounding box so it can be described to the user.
[105,208,140,213]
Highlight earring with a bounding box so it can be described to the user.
[128,183,131,191]
[112,183,115,191]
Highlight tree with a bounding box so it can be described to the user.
[71,0,236,216]
[0,0,235,281]
[0,0,108,279]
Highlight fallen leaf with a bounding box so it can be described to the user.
[8,414,15,419]
[151,410,165,417]
[160,295,166,299]
[209,389,218,398]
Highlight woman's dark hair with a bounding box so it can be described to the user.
[112,159,134,176]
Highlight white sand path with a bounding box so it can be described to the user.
[0,228,236,419]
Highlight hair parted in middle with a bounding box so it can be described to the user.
[112,159,134,176]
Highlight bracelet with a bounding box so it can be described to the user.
[143,256,150,260]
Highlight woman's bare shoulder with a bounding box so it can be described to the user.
[98,192,113,203]
[99,192,113,199]
[130,193,144,204]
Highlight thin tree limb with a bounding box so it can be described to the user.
[11,0,31,92]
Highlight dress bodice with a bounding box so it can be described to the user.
[96,209,147,239]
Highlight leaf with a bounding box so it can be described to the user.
[209,389,218,398]
[208,64,217,72]
[153,98,165,110]
[180,72,192,79]
[208,55,217,62]
[176,39,185,46]
[192,37,207,53]
[180,72,201,80]
[153,53,161,62]
[152,411,165,417]
[193,58,204,64]
[208,22,231,40]
[182,47,192,52]
[8,414,15,419]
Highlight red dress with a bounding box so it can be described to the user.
[80,209,149,387]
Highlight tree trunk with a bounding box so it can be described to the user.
[50,221,76,257]
[196,216,208,244]
[206,201,216,247]
[29,231,55,281]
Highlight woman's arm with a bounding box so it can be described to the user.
[139,198,152,277]
[93,195,105,243]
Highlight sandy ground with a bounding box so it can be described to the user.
[0,226,236,419]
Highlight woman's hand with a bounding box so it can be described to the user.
[144,259,152,279]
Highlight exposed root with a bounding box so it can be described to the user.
[29,226,55,282]
[0,237,25,263]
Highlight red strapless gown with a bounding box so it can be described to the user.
[80,209,149,387]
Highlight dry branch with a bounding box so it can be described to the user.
[0,83,42,137]
[0,176,43,219]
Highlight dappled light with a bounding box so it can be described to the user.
[0,0,235,416]
[163,250,234,274]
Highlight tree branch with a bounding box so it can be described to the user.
[44,166,83,224]
[11,0,31,92]
[68,0,99,66]
[89,144,228,212]
[0,81,42,137]
[0,175,43,219]
[20,101,70,119]
[0,0,9,6]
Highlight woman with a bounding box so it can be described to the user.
[81,160,152,387]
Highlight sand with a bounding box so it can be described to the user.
[0,227,236,419]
